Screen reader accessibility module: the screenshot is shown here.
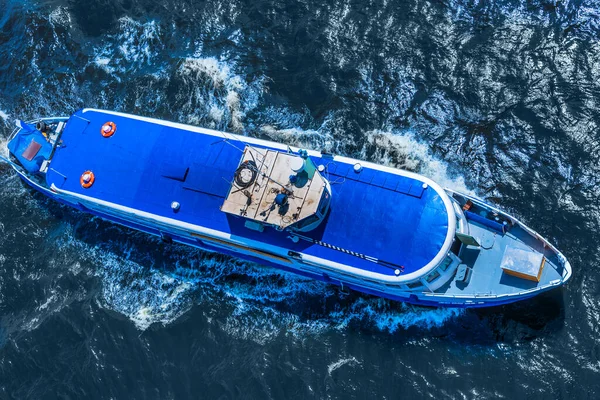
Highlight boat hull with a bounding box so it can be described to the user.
[11,166,566,309]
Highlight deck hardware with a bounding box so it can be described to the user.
[80,171,95,188]
[456,264,472,283]
[100,121,116,137]
[234,160,258,188]
[290,156,305,173]
[320,149,334,158]
[287,235,300,243]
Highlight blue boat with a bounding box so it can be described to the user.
[4,109,572,308]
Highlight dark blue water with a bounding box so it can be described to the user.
[0,0,598,398]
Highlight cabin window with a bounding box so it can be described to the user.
[317,188,330,216]
[407,281,423,289]
[293,214,320,230]
[425,270,441,283]
[439,256,454,272]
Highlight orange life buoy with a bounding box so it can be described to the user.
[80,171,95,188]
[100,121,116,137]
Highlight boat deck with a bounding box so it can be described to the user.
[438,221,564,297]
[45,109,452,277]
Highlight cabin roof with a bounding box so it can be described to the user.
[46,109,453,278]
[221,146,327,229]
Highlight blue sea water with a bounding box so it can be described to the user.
[0,0,598,398]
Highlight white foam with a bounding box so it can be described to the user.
[329,297,464,332]
[95,256,198,331]
[94,57,111,66]
[48,6,72,27]
[360,129,474,194]
[0,136,9,158]
[260,125,333,150]
[20,218,469,337]
[117,17,161,65]
[176,57,264,131]
[226,90,243,131]
[93,56,117,77]
[48,229,203,330]
[17,288,70,332]
[37,291,58,311]
[179,57,232,89]
[327,356,361,375]
[372,304,464,332]
[257,109,335,151]
[90,16,162,77]
[219,273,465,341]
[209,105,225,123]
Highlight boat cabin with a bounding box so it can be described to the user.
[220,146,331,232]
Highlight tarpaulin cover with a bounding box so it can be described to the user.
[46,109,451,276]
[8,122,53,173]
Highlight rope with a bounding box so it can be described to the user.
[292,233,405,273]
[233,160,258,189]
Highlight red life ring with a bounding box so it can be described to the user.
[100,122,116,137]
[80,171,95,188]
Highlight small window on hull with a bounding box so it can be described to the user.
[439,256,453,271]
[426,270,441,283]
[294,214,320,230]
[317,189,330,216]
[407,281,423,289]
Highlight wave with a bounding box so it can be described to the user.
[32,218,467,337]
[360,129,474,193]
[91,16,162,71]
[0,109,9,123]
[174,56,264,132]
[254,105,473,194]
[48,6,72,28]
[328,356,361,375]
[116,17,162,66]
[257,109,336,151]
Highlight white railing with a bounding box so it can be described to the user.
[444,188,572,284]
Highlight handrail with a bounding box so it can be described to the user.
[445,188,572,283]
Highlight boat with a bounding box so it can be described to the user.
[2,109,572,308]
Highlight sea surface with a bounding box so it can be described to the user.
[0,0,598,398]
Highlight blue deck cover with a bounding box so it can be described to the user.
[8,123,53,173]
[46,110,450,276]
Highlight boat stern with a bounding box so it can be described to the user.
[6,118,67,177]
